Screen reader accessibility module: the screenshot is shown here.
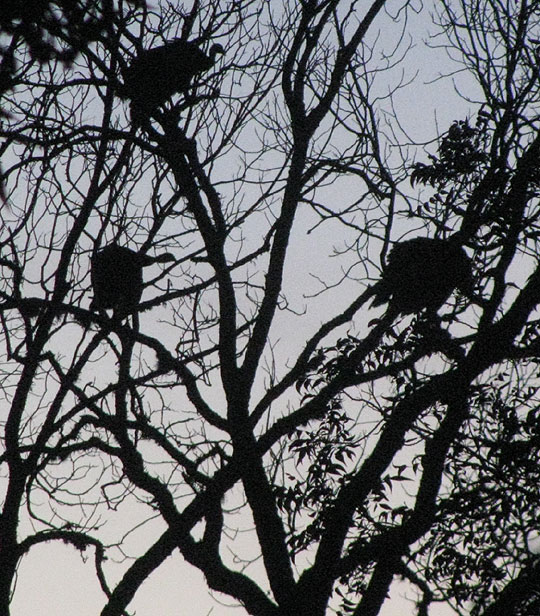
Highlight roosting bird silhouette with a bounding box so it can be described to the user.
[122,39,224,120]
[90,244,175,319]
[330,236,474,370]
[370,236,474,317]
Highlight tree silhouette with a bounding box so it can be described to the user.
[1,1,540,616]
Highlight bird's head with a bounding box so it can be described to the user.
[209,43,225,59]
[153,252,175,263]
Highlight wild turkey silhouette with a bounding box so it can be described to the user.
[90,244,175,320]
[122,39,224,121]
[342,236,475,367]
[370,236,474,317]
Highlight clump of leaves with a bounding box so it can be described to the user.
[275,408,358,554]
[415,380,540,614]
[411,118,489,188]
[0,0,142,68]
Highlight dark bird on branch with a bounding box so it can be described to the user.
[90,244,175,319]
[371,236,474,316]
[122,39,224,120]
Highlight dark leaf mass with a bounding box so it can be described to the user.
[90,244,174,317]
[0,0,143,67]
[122,40,224,118]
[410,120,488,187]
[371,237,474,315]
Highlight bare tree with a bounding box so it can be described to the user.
[1,1,540,615]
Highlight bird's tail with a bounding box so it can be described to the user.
[369,280,391,308]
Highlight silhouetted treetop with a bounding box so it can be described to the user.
[2,2,540,616]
